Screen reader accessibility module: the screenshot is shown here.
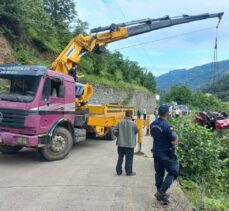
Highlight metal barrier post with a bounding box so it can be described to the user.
[146,115,150,136]
[135,118,144,155]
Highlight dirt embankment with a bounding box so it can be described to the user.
[0,34,16,64]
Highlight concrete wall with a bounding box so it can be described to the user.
[89,83,156,112]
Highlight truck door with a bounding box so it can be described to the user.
[39,77,66,131]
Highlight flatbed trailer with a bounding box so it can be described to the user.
[87,104,134,140]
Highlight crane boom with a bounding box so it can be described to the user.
[52,12,223,75]
[128,13,224,37]
[91,13,224,36]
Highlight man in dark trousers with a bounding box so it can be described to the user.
[150,104,179,205]
[113,110,138,176]
[137,109,141,119]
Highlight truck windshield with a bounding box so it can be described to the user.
[0,75,40,102]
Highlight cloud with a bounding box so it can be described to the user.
[76,0,229,76]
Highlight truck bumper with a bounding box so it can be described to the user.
[0,132,49,147]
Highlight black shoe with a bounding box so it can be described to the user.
[127,172,136,176]
[155,192,170,200]
[154,192,170,205]
[156,188,170,199]
[117,171,122,176]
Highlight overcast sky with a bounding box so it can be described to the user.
[76,0,229,76]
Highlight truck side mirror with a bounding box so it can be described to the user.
[59,85,65,98]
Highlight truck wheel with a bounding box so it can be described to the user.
[0,145,23,154]
[39,127,73,161]
[106,127,116,141]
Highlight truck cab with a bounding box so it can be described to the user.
[0,65,133,161]
[0,65,84,160]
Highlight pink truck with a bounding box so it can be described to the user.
[0,65,87,160]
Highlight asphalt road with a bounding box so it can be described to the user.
[0,133,192,211]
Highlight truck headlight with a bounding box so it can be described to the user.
[16,137,28,145]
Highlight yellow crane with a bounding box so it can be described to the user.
[51,12,223,106]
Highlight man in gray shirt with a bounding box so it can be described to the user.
[113,110,139,176]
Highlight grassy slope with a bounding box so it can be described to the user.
[11,42,150,93]
[84,73,150,92]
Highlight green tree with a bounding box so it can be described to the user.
[192,91,222,111]
[73,19,89,36]
[44,0,77,26]
[165,85,192,104]
[44,0,77,46]
[0,0,60,52]
[142,71,156,92]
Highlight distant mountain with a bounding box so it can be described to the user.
[203,74,229,101]
[156,60,229,91]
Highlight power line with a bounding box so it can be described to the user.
[115,27,215,50]
[112,0,156,70]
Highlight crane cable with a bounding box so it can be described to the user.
[212,17,222,93]
[112,0,155,71]
[115,27,214,50]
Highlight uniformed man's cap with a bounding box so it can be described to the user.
[158,104,170,115]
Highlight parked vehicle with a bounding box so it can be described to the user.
[0,65,133,160]
[195,111,229,130]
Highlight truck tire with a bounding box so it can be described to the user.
[105,127,116,141]
[0,145,23,154]
[39,127,73,161]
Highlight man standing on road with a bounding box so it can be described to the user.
[137,108,141,119]
[143,108,147,120]
[154,107,158,120]
[113,110,138,176]
[150,104,179,205]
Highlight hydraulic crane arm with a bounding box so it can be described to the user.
[127,13,224,37]
[92,12,224,37]
[52,12,223,75]
[51,12,223,106]
[52,12,224,74]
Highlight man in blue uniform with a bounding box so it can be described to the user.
[150,104,179,205]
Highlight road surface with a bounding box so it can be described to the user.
[0,131,192,211]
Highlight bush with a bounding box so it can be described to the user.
[165,85,192,104]
[162,85,229,112]
[192,91,223,111]
[170,116,229,209]
[175,121,220,177]
[204,197,227,211]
